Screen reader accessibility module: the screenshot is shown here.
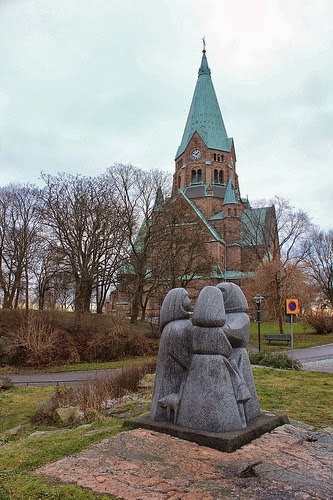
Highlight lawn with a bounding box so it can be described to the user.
[249,321,333,350]
[0,385,122,499]
[0,367,332,497]
[0,355,156,376]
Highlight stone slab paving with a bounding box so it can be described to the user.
[37,423,333,499]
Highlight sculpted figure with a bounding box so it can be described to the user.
[217,282,261,422]
[177,286,247,433]
[150,288,192,423]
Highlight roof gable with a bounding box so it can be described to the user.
[180,189,225,244]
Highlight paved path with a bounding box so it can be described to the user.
[8,367,123,387]
[6,344,333,386]
[289,343,333,373]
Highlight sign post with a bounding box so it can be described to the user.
[285,299,299,369]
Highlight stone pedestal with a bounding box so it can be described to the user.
[125,411,289,453]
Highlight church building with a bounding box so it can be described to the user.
[169,46,277,279]
[109,46,278,318]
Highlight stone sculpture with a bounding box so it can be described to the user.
[150,282,261,433]
[130,282,288,452]
[217,282,261,422]
[150,288,192,423]
[176,286,249,432]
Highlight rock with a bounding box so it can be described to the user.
[29,430,64,437]
[5,424,24,436]
[55,406,85,424]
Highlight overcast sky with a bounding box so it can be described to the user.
[0,0,332,229]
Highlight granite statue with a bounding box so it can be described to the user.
[217,282,261,422]
[150,288,192,423]
[150,282,260,433]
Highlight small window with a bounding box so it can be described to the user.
[228,208,231,216]
[234,208,237,216]
[221,154,224,162]
[219,170,224,184]
[178,175,181,188]
[197,169,202,182]
[191,170,196,183]
[213,153,216,161]
[214,169,218,183]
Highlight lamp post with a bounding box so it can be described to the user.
[253,294,265,352]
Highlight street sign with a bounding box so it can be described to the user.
[286,298,299,315]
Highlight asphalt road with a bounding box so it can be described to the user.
[289,343,333,373]
[7,367,123,387]
[5,343,333,386]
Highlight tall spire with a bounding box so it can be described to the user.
[223,177,238,205]
[175,44,233,159]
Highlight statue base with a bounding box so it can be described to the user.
[124,411,289,453]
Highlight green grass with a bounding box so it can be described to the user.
[0,355,156,375]
[250,321,333,350]
[0,385,123,498]
[0,386,54,432]
[253,367,333,428]
[0,367,332,498]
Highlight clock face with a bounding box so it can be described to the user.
[191,149,202,160]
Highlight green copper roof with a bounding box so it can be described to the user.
[223,177,238,205]
[180,189,225,244]
[175,50,233,159]
[240,207,268,246]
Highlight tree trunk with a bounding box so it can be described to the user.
[74,278,93,314]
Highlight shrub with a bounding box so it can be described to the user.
[0,376,13,391]
[303,312,333,334]
[0,309,159,367]
[31,360,156,424]
[83,316,157,362]
[249,350,302,370]
[74,361,156,414]
[31,386,75,425]
[7,313,62,366]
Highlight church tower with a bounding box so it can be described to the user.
[110,43,279,318]
[172,44,249,274]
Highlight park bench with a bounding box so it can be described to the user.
[264,334,291,345]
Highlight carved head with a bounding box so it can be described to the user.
[216,282,248,313]
[160,288,191,330]
[192,286,226,327]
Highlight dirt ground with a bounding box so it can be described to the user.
[37,421,333,499]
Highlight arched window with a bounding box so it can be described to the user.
[221,154,224,162]
[217,154,220,162]
[178,176,181,189]
[214,169,218,183]
[213,153,216,161]
[191,170,196,183]
[197,169,202,182]
[219,170,224,184]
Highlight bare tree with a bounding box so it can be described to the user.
[151,196,212,289]
[241,196,313,331]
[0,184,41,309]
[305,229,333,308]
[40,172,126,314]
[106,164,171,323]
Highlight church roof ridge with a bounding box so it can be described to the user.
[175,46,233,159]
[180,189,225,244]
